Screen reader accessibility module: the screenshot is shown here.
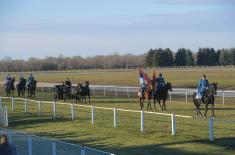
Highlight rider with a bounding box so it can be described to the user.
[156,73,165,92]
[196,74,209,100]
[65,78,72,91]
[27,73,35,87]
[5,74,12,88]
[139,71,146,97]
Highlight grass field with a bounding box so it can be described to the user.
[1,68,235,89]
[1,89,235,155]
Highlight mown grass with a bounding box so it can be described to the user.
[1,68,235,89]
[1,89,235,155]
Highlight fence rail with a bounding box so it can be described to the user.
[1,96,234,143]
[0,128,114,155]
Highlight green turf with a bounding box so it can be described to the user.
[1,90,235,155]
[1,68,235,89]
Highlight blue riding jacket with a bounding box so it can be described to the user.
[27,76,34,84]
[156,77,165,90]
[197,79,209,94]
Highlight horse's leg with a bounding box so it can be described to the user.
[163,100,166,111]
[211,103,215,118]
[139,98,143,110]
[88,95,90,104]
[149,99,153,111]
[198,101,202,117]
[211,96,215,118]
[204,103,208,117]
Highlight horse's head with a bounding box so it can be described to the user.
[211,83,217,95]
[166,82,172,92]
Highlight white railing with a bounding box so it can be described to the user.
[1,96,234,142]
[0,128,114,155]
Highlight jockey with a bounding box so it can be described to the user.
[5,74,11,88]
[196,74,209,99]
[139,71,146,97]
[156,73,165,92]
[27,73,35,87]
[65,78,72,91]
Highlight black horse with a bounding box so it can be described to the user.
[16,78,26,97]
[27,80,37,98]
[153,82,172,111]
[55,85,64,100]
[4,77,15,96]
[55,84,80,103]
[80,81,90,104]
[193,83,217,118]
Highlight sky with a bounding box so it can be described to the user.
[0,0,235,59]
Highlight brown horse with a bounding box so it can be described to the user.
[138,80,154,111]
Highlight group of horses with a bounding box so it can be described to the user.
[4,76,218,118]
[138,80,218,118]
[55,81,90,104]
[4,77,37,98]
[138,81,172,112]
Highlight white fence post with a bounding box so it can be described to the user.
[171,113,176,135]
[185,90,188,103]
[93,86,96,96]
[52,142,56,155]
[209,117,214,142]
[28,137,32,155]
[104,87,106,96]
[91,106,94,125]
[127,88,130,98]
[115,88,118,97]
[42,87,44,92]
[141,110,144,132]
[53,100,56,119]
[49,87,51,93]
[222,90,225,105]
[71,103,75,120]
[0,96,2,107]
[38,101,41,116]
[24,99,28,113]
[81,147,85,155]
[11,97,14,111]
[4,106,8,127]
[113,108,117,128]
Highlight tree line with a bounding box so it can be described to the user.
[0,54,145,72]
[145,48,235,67]
[0,48,234,72]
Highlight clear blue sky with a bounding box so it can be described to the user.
[0,0,235,59]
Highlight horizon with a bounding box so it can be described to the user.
[1,0,235,59]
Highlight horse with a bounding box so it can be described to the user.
[16,78,26,97]
[4,77,15,96]
[55,84,64,100]
[80,81,90,104]
[153,82,172,111]
[193,83,217,118]
[27,80,37,98]
[138,81,153,111]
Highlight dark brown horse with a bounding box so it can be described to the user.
[193,83,217,118]
[5,77,15,96]
[153,82,172,111]
[138,80,154,111]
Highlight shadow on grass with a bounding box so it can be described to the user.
[110,137,235,155]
